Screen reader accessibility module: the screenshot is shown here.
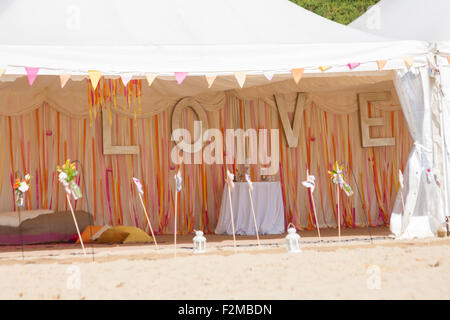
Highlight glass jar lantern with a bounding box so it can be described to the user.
[193,230,206,253]
[285,223,301,253]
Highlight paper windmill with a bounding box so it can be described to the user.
[175,170,182,192]
[301,170,316,193]
[245,174,253,192]
[226,170,235,191]
[132,177,144,195]
[328,161,353,196]
[398,170,404,189]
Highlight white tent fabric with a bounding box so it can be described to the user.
[0,0,428,77]
[350,0,450,238]
[0,0,437,236]
[349,0,450,42]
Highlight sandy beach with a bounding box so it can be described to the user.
[0,227,449,300]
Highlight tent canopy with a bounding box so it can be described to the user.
[0,0,428,76]
[349,0,450,45]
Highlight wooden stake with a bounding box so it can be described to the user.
[174,188,178,257]
[66,194,86,256]
[138,193,158,249]
[309,188,321,241]
[337,184,341,242]
[227,185,237,253]
[248,188,260,247]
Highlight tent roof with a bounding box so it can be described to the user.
[349,0,450,43]
[0,0,428,76]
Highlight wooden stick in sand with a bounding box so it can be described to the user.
[66,194,86,256]
[226,170,237,253]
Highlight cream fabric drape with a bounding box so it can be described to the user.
[390,67,445,238]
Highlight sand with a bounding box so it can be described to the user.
[0,227,449,300]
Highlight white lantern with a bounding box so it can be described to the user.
[193,230,206,253]
[285,224,301,253]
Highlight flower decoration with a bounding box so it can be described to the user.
[57,159,82,200]
[13,174,31,207]
[328,161,353,196]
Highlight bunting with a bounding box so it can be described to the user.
[145,73,158,86]
[263,71,275,81]
[403,57,414,69]
[174,72,188,85]
[376,60,387,71]
[59,73,71,88]
[205,75,216,88]
[25,67,39,86]
[347,62,360,70]
[234,71,246,88]
[318,66,331,72]
[291,68,304,85]
[88,70,102,90]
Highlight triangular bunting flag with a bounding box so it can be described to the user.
[174,72,188,85]
[318,66,331,72]
[347,62,360,70]
[59,73,71,88]
[121,73,133,87]
[403,57,414,68]
[88,70,102,90]
[0,68,5,77]
[145,73,158,86]
[291,68,304,85]
[447,56,450,65]
[25,67,39,86]
[205,75,216,88]
[234,71,246,88]
[263,71,275,81]
[376,60,387,71]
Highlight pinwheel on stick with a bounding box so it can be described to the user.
[245,174,260,247]
[302,169,321,241]
[132,177,158,249]
[226,169,237,253]
[57,159,86,256]
[173,170,182,256]
[328,162,353,242]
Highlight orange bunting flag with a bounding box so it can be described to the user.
[376,60,387,71]
[59,73,71,88]
[291,68,304,85]
[318,66,331,72]
[205,74,216,88]
[403,57,414,68]
[447,56,450,65]
[145,73,158,86]
[234,71,247,88]
[88,70,102,90]
[25,67,39,86]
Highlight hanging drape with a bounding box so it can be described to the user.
[390,67,445,238]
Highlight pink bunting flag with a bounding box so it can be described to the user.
[25,67,39,86]
[174,72,188,85]
[347,62,360,70]
[59,73,71,88]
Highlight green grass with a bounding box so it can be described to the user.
[290,0,380,25]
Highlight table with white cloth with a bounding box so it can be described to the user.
[215,182,285,235]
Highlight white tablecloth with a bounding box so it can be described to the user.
[215,182,285,235]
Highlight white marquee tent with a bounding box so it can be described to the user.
[0,0,441,238]
[350,0,450,238]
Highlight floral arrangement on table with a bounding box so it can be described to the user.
[57,159,82,200]
[328,161,353,196]
[13,174,31,207]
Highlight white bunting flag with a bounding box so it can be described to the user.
[234,71,246,88]
[121,73,133,87]
[205,74,216,88]
[263,71,275,81]
[145,73,158,86]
